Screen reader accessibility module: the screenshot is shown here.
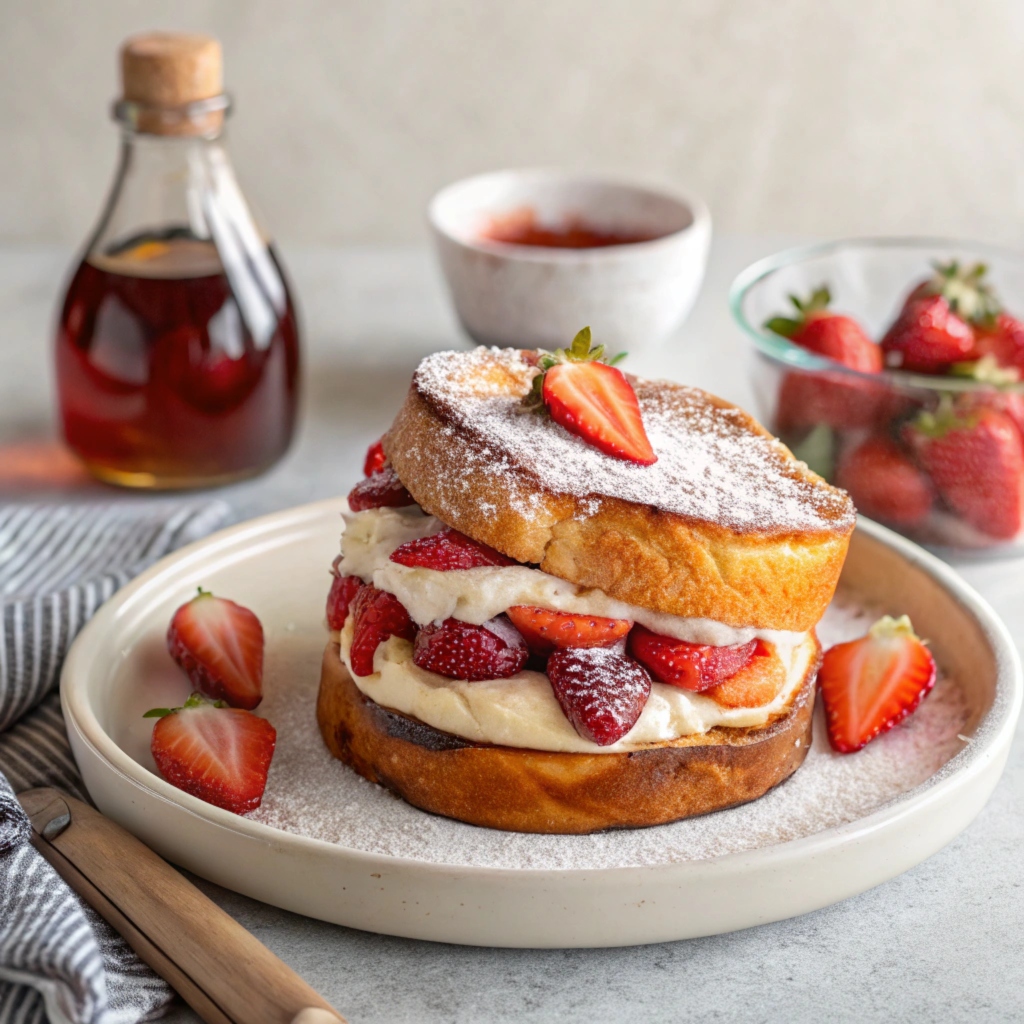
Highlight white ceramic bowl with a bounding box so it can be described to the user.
[428,169,711,352]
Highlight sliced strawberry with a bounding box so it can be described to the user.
[363,437,387,477]
[506,605,632,656]
[389,528,515,570]
[326,557,363,630]
[818,615,936,753]
[543,360,656,464]
[628,625,758,692]
[347,467,416,512]
[906,403,1024,539]
[349,585,416,676]
[835,435,933,528]
[546,646,651,746]
[413,616,528,680]
[167,589,264,710]
[145,695,276,813]
[527,327,656,465]
[765,287,881,372]
[703,640,786,708]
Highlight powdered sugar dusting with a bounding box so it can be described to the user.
[407,347,854,534]
[248,592,970,869]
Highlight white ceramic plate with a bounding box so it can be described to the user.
[61,499,1021,948]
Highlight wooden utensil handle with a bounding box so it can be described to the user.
[18,788,345,1024]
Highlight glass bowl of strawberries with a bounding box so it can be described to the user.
[731,237,1024,554]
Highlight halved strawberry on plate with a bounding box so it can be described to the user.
[818,614,937,753]
[145,694,277,814]
[167,588,264,710]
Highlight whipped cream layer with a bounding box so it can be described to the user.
[338,620,817,754]
[339,507,805,650]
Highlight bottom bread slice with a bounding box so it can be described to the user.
[316,640,820,835]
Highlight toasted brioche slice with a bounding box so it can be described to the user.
[385,347,855,632]
[316,640,819,834]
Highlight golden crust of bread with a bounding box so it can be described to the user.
[316,640,819,835]
[384,347,854,632]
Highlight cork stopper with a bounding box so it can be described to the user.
[120,32,225,136]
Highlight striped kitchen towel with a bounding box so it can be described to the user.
[0,500,229,1024]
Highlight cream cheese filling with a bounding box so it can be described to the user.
[337,620,817,754]
[339,507,805,652]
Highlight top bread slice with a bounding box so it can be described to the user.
[384,347,855,632]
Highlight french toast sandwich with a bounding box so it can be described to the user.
[317,342,855,834]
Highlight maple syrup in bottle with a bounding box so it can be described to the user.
[55,33,300,488]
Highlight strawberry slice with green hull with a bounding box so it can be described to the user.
[506,605,632,656]
[528,327,657,465]
[543,361,656,464]
[347,467,416,511]
[145,695,277,813]
[326,558,363,631]
[628,625,758,692]
[348,585,416,676]
[412,616,528,681]
[546,645,652,746]
[818,615,936,753]
[167,589,264,710]
[389,528,515,570]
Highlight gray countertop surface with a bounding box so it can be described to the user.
[1,237,1021,1023]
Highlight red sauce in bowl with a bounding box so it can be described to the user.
[481,209,661,249]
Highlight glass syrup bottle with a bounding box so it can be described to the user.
[55,32,300,489]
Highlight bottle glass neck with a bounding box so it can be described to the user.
[85,115,287,345]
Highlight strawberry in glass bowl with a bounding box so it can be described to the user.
[731,238,1024,555]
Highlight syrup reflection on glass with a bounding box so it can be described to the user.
[56,230,300,489]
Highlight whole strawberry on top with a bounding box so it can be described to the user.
[167,588,264,710]
[526,327,657,465]
[765,286,882,372]
[818,615,936,753]
[881,261,999,373]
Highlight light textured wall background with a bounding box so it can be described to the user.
[3,0,1024,246]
